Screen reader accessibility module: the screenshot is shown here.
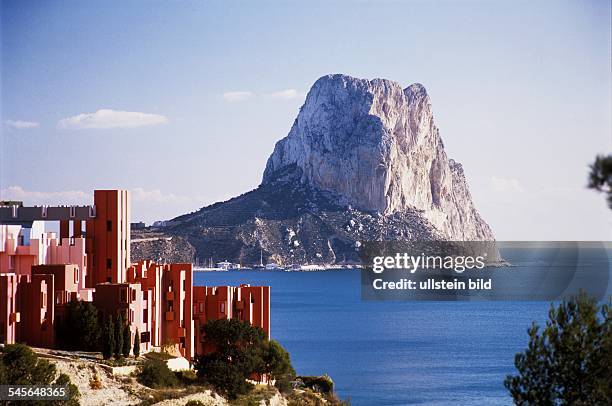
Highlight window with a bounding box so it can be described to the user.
[106,220,112,231]
[107,258,112,269]
[132,289,136,301]
[220,302,225,313]
[199,303,205,313]
[167,301,173,312]
[120,289,127,303]
[74,269,78,284]
[8,256,15,270]
[130,310,134,323]
[143,309,148,323]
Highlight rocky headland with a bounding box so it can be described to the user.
[132,74,495,266]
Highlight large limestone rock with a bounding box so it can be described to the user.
[263,74,494,241]
[136,74,496,266]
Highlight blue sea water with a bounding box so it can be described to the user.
[193,270,552,405]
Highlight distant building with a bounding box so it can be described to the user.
[131,222,146,230]
[0,189,270,360]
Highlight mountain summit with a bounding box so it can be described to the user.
[132,74,495,265]
[263,74,493,241]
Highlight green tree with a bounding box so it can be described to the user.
[56,300,101,351]
[264,339,296,393]
[133,328,141,357]
[114,313,124,359]
[102,315,115,360]
[504,292,611,405]
[0,343,80,405]
[588,154,612,209]
[193,319,267,398]
[122,323,131,357]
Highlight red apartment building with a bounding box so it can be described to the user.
[193,285,270,355]
[0,190,271,361]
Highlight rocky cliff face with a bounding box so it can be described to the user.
[132,74,495,266]
[263,74,494,241]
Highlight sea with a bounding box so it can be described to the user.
[193,269,554,405]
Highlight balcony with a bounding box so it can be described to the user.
[9,312,20,323]
[165,311,174,321]
[178,327,186,338]
[166,291,174,301]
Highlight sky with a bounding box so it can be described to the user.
[1,0,611,240]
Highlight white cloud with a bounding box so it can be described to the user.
[4,120,39,129]
[0,186,91,206]
[489,176,525,193]
[268,89,305,100]
[0,186,206,225]
[57,109,168,130]
[0,186,199,206]
[222,91,254,102]
[129,188,195,204]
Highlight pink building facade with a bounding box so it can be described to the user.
[193,284,270,356]
[0,190,271,363]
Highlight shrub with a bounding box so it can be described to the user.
[55,372,80,405]
[176,369,198,385]
[89,374,102,390]
[138,358,178,388]
[184,401,207,406]
[299,375,334,394]
[0,343,80,404]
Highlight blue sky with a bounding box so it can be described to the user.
[1,0,610,240]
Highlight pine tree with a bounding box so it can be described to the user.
[588,154,612,209]
[122,323,131,357]
[114,313,123,359]
[102,315,115,360]
[505,292,611,404]
[133,328,141,358]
